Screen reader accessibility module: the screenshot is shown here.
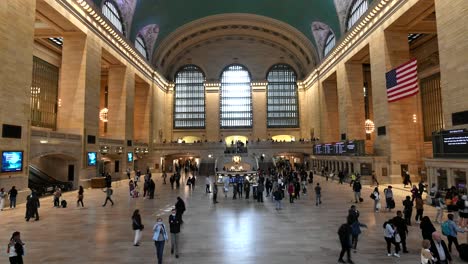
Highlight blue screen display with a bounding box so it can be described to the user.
[127,152,133,162]
[87,152,97,166]
[1,151,23,172]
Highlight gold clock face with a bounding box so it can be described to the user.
[232,156,241,164]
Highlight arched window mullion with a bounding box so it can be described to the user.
[174,65,205,129]
[220,64,252,128]
[135,36,148,60]
[346,0,369,31]
[267,64,299,128]
[102,0,124,35]
[324,32,336,56]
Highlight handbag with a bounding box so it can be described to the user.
[394,233,401,243]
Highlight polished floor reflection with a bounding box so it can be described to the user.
[0,174,466,263]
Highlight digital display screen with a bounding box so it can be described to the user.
[127,152,133,162]
[324,144,334,155]
[313,141,364,156]
[1,151,23,172]
[87,152,97,166]
[433,129,468,158]
[314,144,323,154]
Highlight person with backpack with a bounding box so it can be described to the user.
[132,209,144,246]
[102,187,114,206]
[7,231,24,264]
[415,194,425,224]
[314,183,322,206]
[348,205,367,253]
[402,196,414,226]
[273,188,283,210]
[53,187,62,208]
[337,221,354,264]
[352,181,362,203]
[383,219,400,257]
[441,213,465,254]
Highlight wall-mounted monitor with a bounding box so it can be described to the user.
[127,152,133,162]
[87,152,97,166]
[1,151,23,172]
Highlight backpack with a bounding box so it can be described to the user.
[441,221,451,236]
[456,199,465,210]
[370,193,376,200]
[61,200,67,208]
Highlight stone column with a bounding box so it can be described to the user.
[205,83,220,141]
[134,81,151,143]
[320,80,340,142]
[58,34,101,179]
[0,0,36,195]
[107,66,134,140]
[252,83,267,140]
[369,30,424,181]
[337,63,366,140]
[434,0,468,128]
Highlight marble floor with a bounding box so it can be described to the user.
[1,174,466,264]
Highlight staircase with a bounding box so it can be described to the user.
[29,165,73,196]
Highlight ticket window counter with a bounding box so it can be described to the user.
[454,170,467,195]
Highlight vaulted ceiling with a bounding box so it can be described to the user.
[89,0,374,77]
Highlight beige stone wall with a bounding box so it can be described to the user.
[434,0,468,129]
[0,0,36,190]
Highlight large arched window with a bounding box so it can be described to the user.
[220,64,252,128]
[267,64,299,128]
[135,36,148,59]
[102,0,124,34]
[174,65,206,129]
[324,32,336,56]
[347,0,368,31]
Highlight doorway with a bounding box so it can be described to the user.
[68,164,74,182]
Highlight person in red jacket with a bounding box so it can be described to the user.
[288,183,295,203]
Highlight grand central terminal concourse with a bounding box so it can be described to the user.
[1,0,468,263]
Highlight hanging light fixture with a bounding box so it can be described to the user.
[99,108,109,122]
[365,119,375,134]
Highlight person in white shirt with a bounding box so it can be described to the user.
[205,176,211,193]
[372,187,381,212]
[421,239,437,264]
[384,220,400,257]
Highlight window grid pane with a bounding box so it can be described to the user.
[347,0,368,31]
[102,1,124,34]
[30,56,59,129]
[135,36,148,59]
[324,33,336,56]
[421,73,444,141]
[267,64,299,128]
[174,65,205,129]
[220,65,252,128]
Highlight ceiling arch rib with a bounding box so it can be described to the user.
[311,21,335,60]
[153,14,318,79]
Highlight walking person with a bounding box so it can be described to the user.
[352,180,362,203]
[7,231,25,264]
[77,186,84,207]
[392,211,409,253]
[53,187,62,207]
[421,239,437,264]
[430,232,452,264]
[403,170,412,188]
[348,205,367,253]
[152,217,168,264]
[148,179,156,199]
[8,186,17,209]
[205,176,211,193]
[25,191,40,222]
[415,194,425,223]
[212,182,218,204]
[132,209,144,246]
[371,170,379,186]
[102,187,114,207]
[402,196,414,226]
[337,220,354,264]
[169,208,181,258]
[0,188,5,211]
[384,186,395,212]
[257,181,264,203]
[383,219,400,257]
[288,182,294,204]
[244,178,250,199]
[170,174,175,189]
[273,188,283,210]
[315,183,322,206]
[420,216,436,241]
[442,213,465,254]
[162,171,167,184]
[175,197,186,223]
[126,167,131,179]
[435,192,445,223]
[371,187,380,212]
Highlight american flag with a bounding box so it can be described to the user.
[385,58,419,103]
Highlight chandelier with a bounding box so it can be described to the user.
[365,119,375,134]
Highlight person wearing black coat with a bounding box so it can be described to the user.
[420,216,436,241]
[430,232,452,264]
[132,209,144,246]
[169,209,181,258]
[148,179,156,199]
[175,197,186,223]
[338,221,354,264]
[25,192,40,221]
[402,196,414,226]
[392,211,409,253]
